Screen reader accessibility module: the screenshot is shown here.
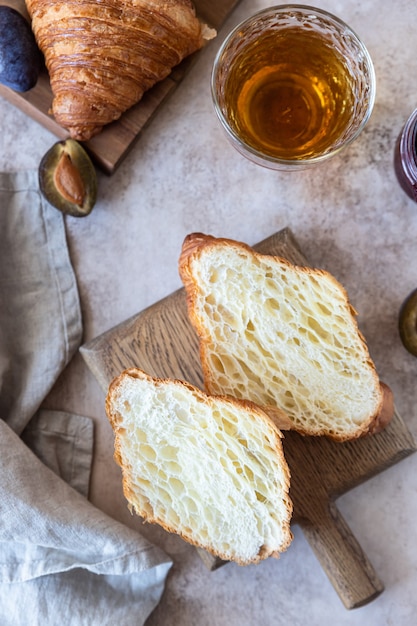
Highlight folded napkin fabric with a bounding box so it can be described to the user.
[21,408,95,498]
[0,171,172,625]
[0,419,172,626]
[0,170,82,436]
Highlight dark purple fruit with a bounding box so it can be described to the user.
[399,288,417,357]
[39,139,97,217]
[0,6,41,92]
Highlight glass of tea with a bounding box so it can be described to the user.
[211,5,376,170]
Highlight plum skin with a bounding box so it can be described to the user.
[399,288,417,357]
[0,6,41,92]
[39,139,98,217]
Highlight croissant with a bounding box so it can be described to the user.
[25,0,215,140]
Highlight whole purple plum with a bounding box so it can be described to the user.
[0,6,41,92]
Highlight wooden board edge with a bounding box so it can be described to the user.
[80,288,185,389]
[79,227,301,371]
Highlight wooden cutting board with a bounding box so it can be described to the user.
[0,0,241,174]
[80,228,416,609]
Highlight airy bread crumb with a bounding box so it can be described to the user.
[179,233,388,441]
[106,368,293,565]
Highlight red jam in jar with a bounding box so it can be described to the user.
[395,109,417,202]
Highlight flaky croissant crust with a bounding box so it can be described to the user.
[26,0,214,140]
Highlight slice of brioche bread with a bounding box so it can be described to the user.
[105,368,293,565]
[179,233,393,441]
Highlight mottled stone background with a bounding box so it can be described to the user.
[1,1,417,624]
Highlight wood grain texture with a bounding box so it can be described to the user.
[80,227,416,609]
[0,0,242,174]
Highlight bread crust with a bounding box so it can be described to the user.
[106,367,294,565]
[179,233,392,441]
[364,381,394,436]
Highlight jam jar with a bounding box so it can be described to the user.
[395,108,417,202]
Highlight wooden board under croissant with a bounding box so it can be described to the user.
[80,228,416,610]
[0,0,242,174]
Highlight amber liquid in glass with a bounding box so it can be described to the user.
[224,29,354,160]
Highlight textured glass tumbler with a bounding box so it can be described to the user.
[211,5,376,170]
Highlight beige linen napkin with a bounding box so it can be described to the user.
[0,171,172,625]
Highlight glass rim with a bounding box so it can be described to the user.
[211,4,377,169]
